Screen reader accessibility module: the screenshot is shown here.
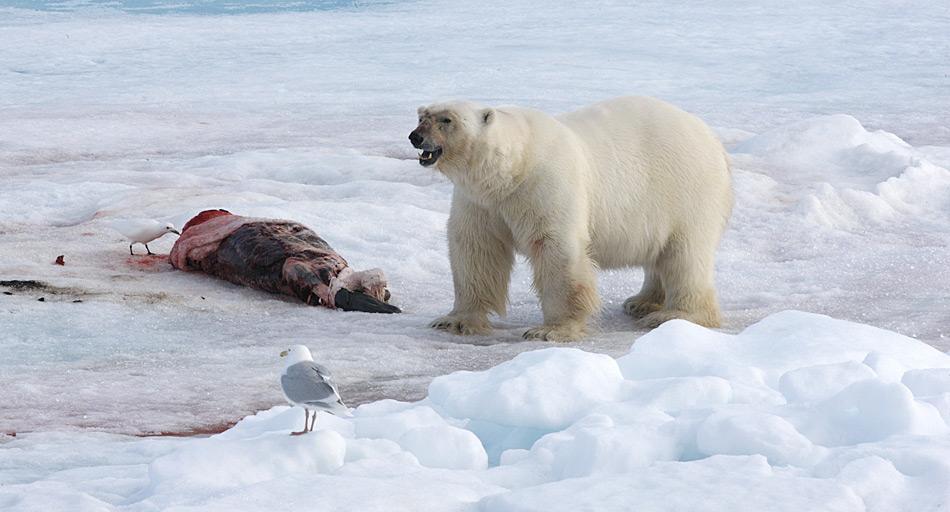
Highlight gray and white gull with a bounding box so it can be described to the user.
[279,344,349,435]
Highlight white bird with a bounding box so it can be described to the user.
[110,219,180,255]
[279,345,349,435]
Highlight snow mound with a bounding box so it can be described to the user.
[146,428,346,497]
[903,368,950,397]
[4,311,950,511]
[734,114,912,183]
[428,347,624,430]
[695,409,820,466]
[480,455,865,512]
[734,115,950,229]
[398,425,488,470]
[619,311,950,388]
[778,360,877,403]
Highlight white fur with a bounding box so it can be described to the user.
[421,96,733,341]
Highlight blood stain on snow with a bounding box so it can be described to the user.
[142,420,238,438]
[127,254,172,272]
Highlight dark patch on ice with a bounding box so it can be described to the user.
[1,279,86,296]
[135,292,171,304]
[0,279,46,290]
[0,280,96,302]
[0,278,179,305]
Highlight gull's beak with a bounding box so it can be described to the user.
[279,350,288,358]
[171,229,181,236]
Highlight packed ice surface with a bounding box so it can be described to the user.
[1,0,949,440]
[4,4,948,510]
[3,312,950,511]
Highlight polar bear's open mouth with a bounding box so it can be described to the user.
[418,147,442,167]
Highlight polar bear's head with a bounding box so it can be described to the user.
[409,101,497,169]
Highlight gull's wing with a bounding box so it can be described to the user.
[281,361,342,408]
[109,218,158,239]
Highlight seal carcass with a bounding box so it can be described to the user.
[170,209,400,313]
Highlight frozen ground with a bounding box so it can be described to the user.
[1,0,949,443]
[2,1,950,510]
[3,312,950,511]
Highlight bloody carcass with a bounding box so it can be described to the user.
[170,209,400,313]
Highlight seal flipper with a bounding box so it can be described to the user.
[334,288,401,314]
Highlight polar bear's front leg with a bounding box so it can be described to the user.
[431,195,514,336]
[522,235,600,342]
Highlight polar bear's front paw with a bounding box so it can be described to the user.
[522,324,585,342]
[430,314,492,335]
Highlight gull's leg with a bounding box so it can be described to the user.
[308,411,317,432]
[145,244,154,255]
[129,244,135,256]
[291,409,310,436]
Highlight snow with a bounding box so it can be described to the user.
[778,361,877,403]
[429,348,625,431]
[903,368,950,397]
[1,0,950,509]
[733,114,950,229]
[397,425,488,470]
[4,312,950,510]
[2,0,949,434]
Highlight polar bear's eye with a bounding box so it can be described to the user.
[439,118,452,124]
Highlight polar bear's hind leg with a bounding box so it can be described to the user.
[623,265,665,319]
[636,237,722,329]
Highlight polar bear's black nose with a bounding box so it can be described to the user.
[409,130,423,148]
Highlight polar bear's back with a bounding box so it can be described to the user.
[556,96,732,268]
[556,96,726,181]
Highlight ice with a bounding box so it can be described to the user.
[352,402,447,441]
[807,380,947,446]
[480,456,865,512]
[2,0,950,436]
[3,312,950,510]
[695,409,821,467]
[778,361,877,403]
[428,348,624,430]
[620,375,734,411]
[733,114,914,188]
[145,428,346,498]
[525,409,683,478]
[863,351,908,383]
[2,6,950,512]
[735,115,950,230]
[397,425,488,470]
[902,368,950,397]
[618,312,950,387]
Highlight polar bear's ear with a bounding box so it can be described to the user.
[481,108,495,125]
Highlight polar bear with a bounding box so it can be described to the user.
[409,96,732,341]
